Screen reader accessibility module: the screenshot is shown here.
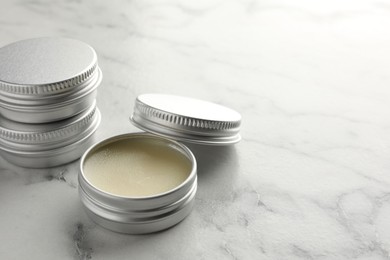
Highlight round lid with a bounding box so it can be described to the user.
[0,37,98,96]
[130,94,242,145]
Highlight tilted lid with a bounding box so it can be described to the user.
[130,94,241,145]
[0,37,98,97]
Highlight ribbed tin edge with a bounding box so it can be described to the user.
[0,63,98,96]
[134,98,241,133]
[0,68,101,124]
[0,120,99,168]
[130,116,241,145]
[0,102,98,144]
[80,182,196,234]
[130,95,242,145]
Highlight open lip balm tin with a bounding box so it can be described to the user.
[79,94,242,234]
[0,37,102,123]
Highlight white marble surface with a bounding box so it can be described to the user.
[1,0,390,259]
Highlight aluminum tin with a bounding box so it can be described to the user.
[130,94,242,145]
[0,38,102,123]
[0,102,101,168]
[79,133,197,234]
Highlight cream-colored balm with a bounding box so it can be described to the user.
[83,139,192,197]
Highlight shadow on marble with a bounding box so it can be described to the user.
[185,143,238,177]
[0,155,79,188]
[184,143,240,197]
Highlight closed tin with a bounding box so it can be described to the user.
[0,37,102,123]
[0,101,101,168]
[79,133,197,234]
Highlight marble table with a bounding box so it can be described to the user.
[1,0,390,259]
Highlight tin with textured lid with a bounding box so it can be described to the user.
[0,37,102,123]
[0,101,101,168]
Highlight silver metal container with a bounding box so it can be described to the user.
[0,37,102,123]
[0,102,101,168]
[130,94,242,145]
[79,133,197,234]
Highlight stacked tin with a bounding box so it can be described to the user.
[0,38,102,168]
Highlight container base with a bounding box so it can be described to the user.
[83,197,195,234]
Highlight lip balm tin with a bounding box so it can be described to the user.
[79,94,241,234]
[0,37,102,123]
[79,133,197,234]
[0,101,101,168]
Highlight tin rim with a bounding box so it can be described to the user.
[0,68,101,124]
[130,116,241,145]
[0,68,102,109]
[79,133,197,201]
[78,133,198,233]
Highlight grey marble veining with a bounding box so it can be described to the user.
[1,0,390,259]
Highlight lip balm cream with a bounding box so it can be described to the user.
[83,138,192,197]
[79,133,197,234]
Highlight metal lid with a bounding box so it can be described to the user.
[0,101,100,149]
[130,94,241,145]
[0,37,98,97]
